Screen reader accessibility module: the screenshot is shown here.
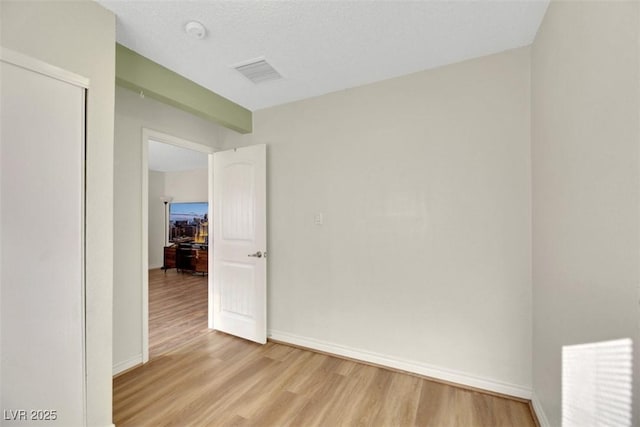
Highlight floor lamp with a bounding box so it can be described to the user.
[160,196,172,245]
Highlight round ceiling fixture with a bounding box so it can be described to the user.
[185,21,206,40]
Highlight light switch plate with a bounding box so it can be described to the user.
[314,213,323,225]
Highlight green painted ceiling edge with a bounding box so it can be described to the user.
[115,43,252,134]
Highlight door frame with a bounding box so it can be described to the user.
[140,128,216,363]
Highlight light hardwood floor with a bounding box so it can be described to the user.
[149,268,209,359]
[113,333,537,426]
[115,270,538,426]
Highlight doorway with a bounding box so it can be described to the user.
[141,129,214,362]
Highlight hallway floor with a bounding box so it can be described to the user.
[149,268,208,359]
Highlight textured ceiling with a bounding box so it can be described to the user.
[148,140,208,172]
[98,0,549,111]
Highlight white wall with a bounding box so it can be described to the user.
[149,171,165,269]
[165,169,208,203]
[1,1,115,425]
[221,47,532,394]
[114,85,222,372]
[531,1,640,425]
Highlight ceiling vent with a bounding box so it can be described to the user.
[233,59,282,84]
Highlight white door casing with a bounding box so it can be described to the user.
[139,128,214,366]
[213,145,267,344]
[1,48,88,426]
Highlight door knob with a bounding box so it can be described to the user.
[248,251,262,258]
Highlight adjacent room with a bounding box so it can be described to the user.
[147,140,210,358]
[1,1,638,427]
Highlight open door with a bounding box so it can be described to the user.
[212,144,267,344]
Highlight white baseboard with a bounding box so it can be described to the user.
[268,329,532,400]
[112,354,143,376]
[531,392,551,427]
[149,264,163,270]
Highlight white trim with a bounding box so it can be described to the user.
[0,55,3,424]
[531,392,551,427]
[79,88,88,427]
[268,329,533,400]
[113,354,142,375]
[141,128,219,364]
[0,47,89,88]
[141,136,150,364]
[207,154,215,329]
[112,354,143,376]
[144,128,215,155]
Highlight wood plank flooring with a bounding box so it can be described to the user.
[115,331,537,426]
[149,268,209,359]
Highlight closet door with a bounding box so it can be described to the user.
[1,50,87,426]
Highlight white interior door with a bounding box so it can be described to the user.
[213,145,267,344]
[1,50,87,425]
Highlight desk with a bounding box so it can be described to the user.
[163,246,176,270]
[163,245,208,274]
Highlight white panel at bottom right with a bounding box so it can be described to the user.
[562,338,632,427]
